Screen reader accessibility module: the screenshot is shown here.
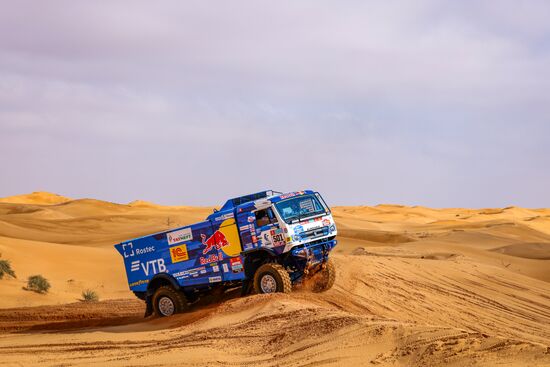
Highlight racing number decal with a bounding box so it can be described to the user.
[272,232,285,247]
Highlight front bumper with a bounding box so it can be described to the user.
[290,238,337,266]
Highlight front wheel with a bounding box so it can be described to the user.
[253,263,292,294]
[311,259,336,292]
[152,286,188,317]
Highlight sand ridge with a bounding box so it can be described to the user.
[0,192,549,366]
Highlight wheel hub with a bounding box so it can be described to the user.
[158,296,175,316]
[260,274,277,293]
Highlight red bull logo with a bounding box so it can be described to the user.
[201,230,230,254]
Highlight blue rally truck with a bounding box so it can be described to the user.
[115,190,337,317]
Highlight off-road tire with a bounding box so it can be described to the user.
[253,263,292,294]
[152,286,188,317]
[312,259,336,292]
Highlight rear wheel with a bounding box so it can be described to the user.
[312,259,336,292]
[253,263,292,294]
[152,286,188,317]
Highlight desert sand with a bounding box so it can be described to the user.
[0,192,549,366]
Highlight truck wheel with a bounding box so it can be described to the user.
[152,286,188,317]
[312,259,336,292]
[253,263,292,294]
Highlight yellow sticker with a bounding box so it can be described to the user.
[170,244,189,263]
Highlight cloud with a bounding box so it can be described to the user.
[1,1,549,206]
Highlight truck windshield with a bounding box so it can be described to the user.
[274,195,327,224]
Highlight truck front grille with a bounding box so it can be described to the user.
[301,226,329,240]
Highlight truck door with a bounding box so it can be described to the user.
[253,207,286,252]
[236,211,256,251]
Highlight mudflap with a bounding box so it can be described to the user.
[241,279,253,296]
[144,297,153,317]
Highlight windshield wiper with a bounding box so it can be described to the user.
[285,215,300,223]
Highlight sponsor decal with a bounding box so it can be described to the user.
[212,265,220,272]
[167,228,193,246]
[262,231,272,246]
[209,276,222,283]
[247,216,255,223]
[322,219,330,226]
[230,257,243,272]
[270,228,283,235]
[201,230,230,254]
[222,263,229,272]
[130,258,167,276]
[122,243,155,259]
[173,266,205,279]
[128,279,149,287]
[214,213,234,221]
[170,244,189,263]
[279,193,296,200]
[279,191,305,200]
[200,254,221,265]
[252,235,257,243]
[136,246,155,255]
[294,225,304,234]
[122,242,134,258]
[239,224,250,231]
[300,199,314,211]
[130,260,140,272]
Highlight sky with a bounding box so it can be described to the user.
[1,1,549,207]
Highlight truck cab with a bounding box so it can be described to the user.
[115,189,337,317]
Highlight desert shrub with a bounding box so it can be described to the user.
[81,289,99,302]
[25,275,51,294]
[0,259,16,279]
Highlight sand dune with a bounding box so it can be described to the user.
[0,192,549,366]
[0,191,72,205]
[491,242,550,260]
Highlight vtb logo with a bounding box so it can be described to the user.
[170,244,189,263]
[130,258,166,276]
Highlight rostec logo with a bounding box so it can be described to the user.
[135,246,155,255]
[130,259,167,276]
[167,228,193,246]
[123,243,154,258]
[170,244,189,263]
[122,242,135,258]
